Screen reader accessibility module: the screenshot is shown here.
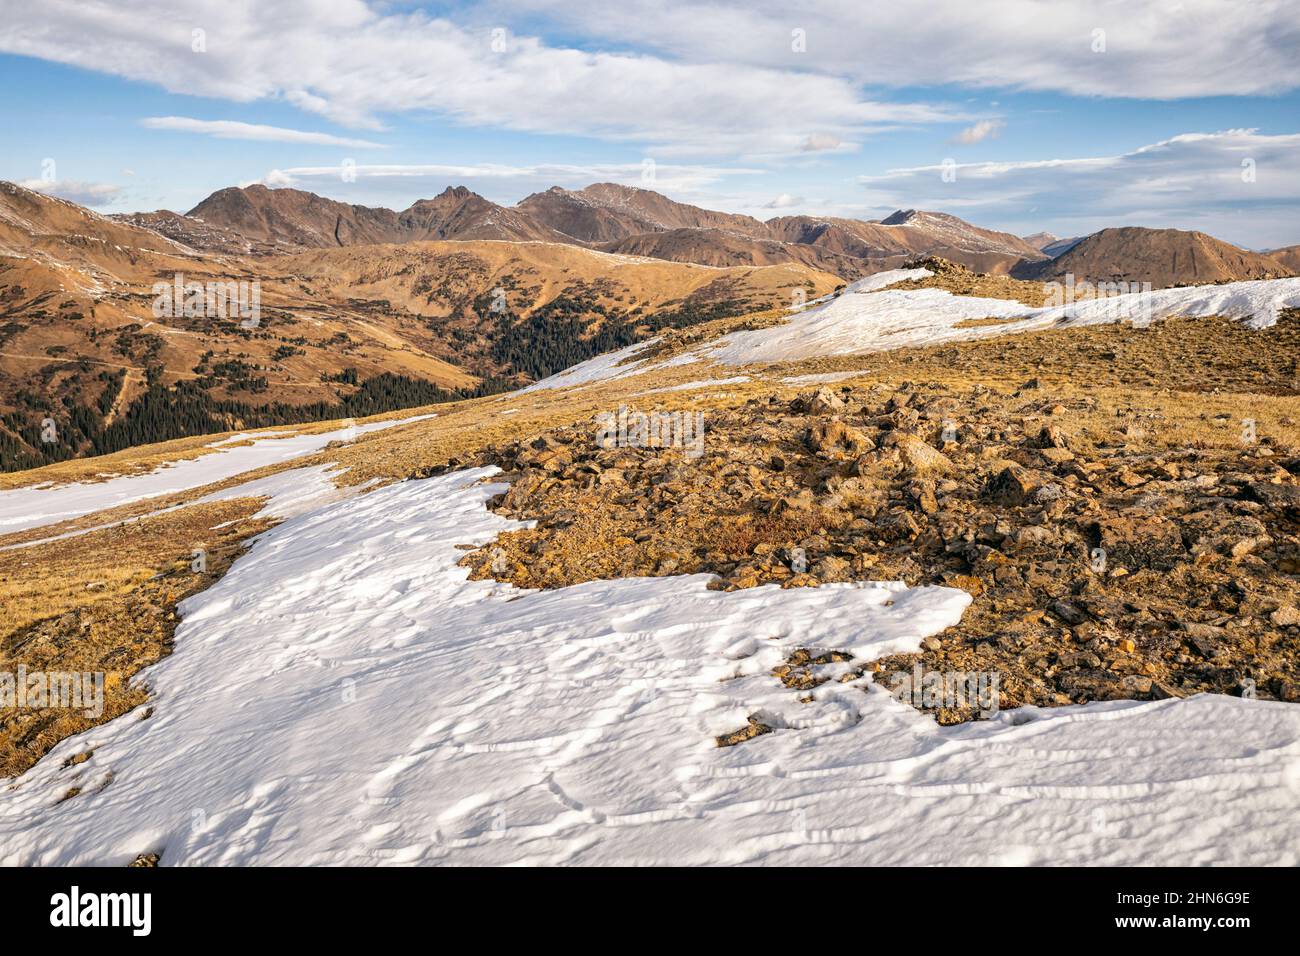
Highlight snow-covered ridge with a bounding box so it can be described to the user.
[527,270,1300,388]
[712,274,1300,365]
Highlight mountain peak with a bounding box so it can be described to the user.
[880,208,921,225]
[434,185,475,200]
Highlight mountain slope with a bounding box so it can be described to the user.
[1023,231,1085,258]
[1269,244,1300,273]
[1040,235,1085,258]
[879,209,1045,260]
[170,183,1053,278]
[108,209,284,257]
[0,181,837,469]
[187,184,408,249]
[518,182,770,242]
[188,184,565,251]
[139,181,1300,290]
[276,240,839,381]
[1014,226,1295,286]
[766,210,1045,275]
[600,227,868,275]
[396,186,561,242]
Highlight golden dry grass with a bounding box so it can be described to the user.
[1,498,274,776]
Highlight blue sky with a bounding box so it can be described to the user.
[2,0,1299,248]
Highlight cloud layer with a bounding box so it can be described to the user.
[498,0,1300,100]
[259,161,764,199]
[859,129,1300,247]
[4,1,1298,244]
[17,179,122,205]
[140,117,385,148]
[0,0,959,156]
[951,120,1005,145]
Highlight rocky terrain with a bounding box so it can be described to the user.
[436,301,1300,731]
[1,278,1298,784]
[464,379,1300,725]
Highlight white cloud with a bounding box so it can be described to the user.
[258,161,765,198]
[857,129,1300,248]
[140,117,385,148]
[800,133,845,153]
[497,0,1300,100]
[0,0,960,157]
[17,179,122,206]
[951,119,1005,145]
[763,193,805,208]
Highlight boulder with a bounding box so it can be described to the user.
[885,431,953,476]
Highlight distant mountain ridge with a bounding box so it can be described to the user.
[134,182,1049,278]
[3,180,833,469]
[1269,244,1300,273]
[1022,232,1085,258]
[110,181,1300,288]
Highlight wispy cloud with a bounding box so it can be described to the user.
[140,117,385,148]
[497,0,1300,100]
[17,179,122,206]
[259,161,765,195]
[857,128,1300,247]
[2,0,960,156]
[951,119,1004,145]
[799,134,846,153]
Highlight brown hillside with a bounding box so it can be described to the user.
[1269,244,1300,273]
[518,182,770,243]
[0,181,837,469]
[1014,226,1296,287]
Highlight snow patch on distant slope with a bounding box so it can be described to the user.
[522,269,933,392]
[638,376,750,394]
[1036,276,1300,330]
[515,271,1299,393]
[707,286,1027,365]
[519,338,681,392]
[709,275,1300,365]
[0,414,433,536]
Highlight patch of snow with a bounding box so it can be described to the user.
[707,276,1300,366]
[706,287,1030,365]
[519,270,930,392]
[0,462,357,553]
[519,340,664,393]
[1035,277,1300,331]
[0,414,434,537]
[843,267,933,293]
[2,468,1297,865]
[194,464,378,522]
[638,376,751,394]
[522,273,1300,391]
